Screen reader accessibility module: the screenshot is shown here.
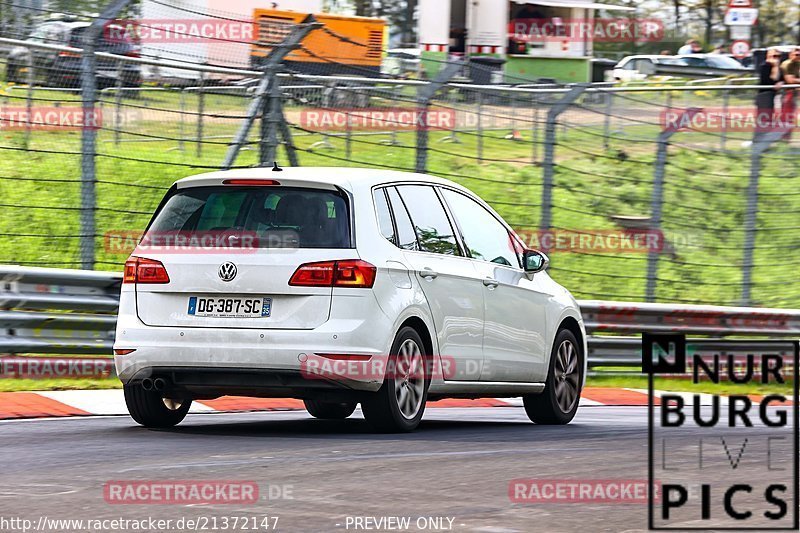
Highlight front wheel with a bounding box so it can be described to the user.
[523,329,582,425]
[123,383,191,428]
[303,399,357,419]
[361,327,429,432]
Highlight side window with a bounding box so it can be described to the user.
[396,185,460,256]
[373,188,395,244]
[441,189,519,267]
[386,187,419,251]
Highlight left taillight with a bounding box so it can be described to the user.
[289,260,376,288]
[123,257,170,284]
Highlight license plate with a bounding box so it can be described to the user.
[187,296,271,318]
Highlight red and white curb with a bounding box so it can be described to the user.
[1,388,787,420]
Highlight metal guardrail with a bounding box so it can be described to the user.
[1,267,799,371]
[0,266,120,355]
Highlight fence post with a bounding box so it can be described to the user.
[196,71,205,158]
[79,0,132,270]
[222,19,319,170]
[178,88,186,152]
[476,90,483,163]
[415,60,462,174]
[644,108,701,302]
[720,80,731,152]
[539,85,587,232]
[602,91,612,151]
[741,130,783,305]
[531,92,539,164]
[23,51,33,149]
[344,89,353,161]
[113,59,123,146]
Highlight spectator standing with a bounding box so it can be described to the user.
[779,47,799,139]
[756,48,783,131]
[677,39,701,55]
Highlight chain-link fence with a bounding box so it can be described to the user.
[0,0,797,310]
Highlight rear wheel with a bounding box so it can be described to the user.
[123,383,191,428]
[361,327,429,432]
[523,329,582,425]
[303,399,357,419]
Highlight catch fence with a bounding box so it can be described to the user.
[0,1,797,309]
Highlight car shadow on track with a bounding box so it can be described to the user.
[118,414,610,445]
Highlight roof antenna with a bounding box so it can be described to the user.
[272,161,283,172]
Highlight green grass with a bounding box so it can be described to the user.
[0,377,121,392]
[587,375,794,396]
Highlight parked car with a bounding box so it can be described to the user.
[381,48,421,77]
[6,20,141,88]
[115,167,586,432]
[609,53,751,81]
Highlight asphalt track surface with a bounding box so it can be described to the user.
[0,405,795,533]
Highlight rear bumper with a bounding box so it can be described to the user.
[114,292,393,394]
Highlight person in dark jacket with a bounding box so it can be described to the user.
[756,48,783,132]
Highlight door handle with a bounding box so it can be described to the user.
[483,278,499,289]
[419,268,438,280]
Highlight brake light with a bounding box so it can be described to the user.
[222,179,280,186]
[335,260,376,287]
[58,50,81,58]
[123,257,170,284]
[114,348,136,355]
[289,260,376,288]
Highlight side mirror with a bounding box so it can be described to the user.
[523,249,549,273]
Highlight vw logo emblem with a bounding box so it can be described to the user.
[218,262,237,282]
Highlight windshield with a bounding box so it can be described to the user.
[145,186,352,249]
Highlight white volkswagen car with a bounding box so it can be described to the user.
[114,167,586,432]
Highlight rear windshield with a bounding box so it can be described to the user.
[145,186,351,249]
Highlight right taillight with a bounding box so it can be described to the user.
[289,260,376,288]
[123,257,170,284]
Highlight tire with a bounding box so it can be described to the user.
[123,383,191,428]
[361,326,429,432]
[303,399,357,419]
[523,328,583,425]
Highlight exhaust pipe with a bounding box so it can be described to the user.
[153,378,167,392]
[141,378,153,391]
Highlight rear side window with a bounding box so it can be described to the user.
[146,186,351,248]
[396,185,460,256]
[373,188,395,244]
[386,187,419,251]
